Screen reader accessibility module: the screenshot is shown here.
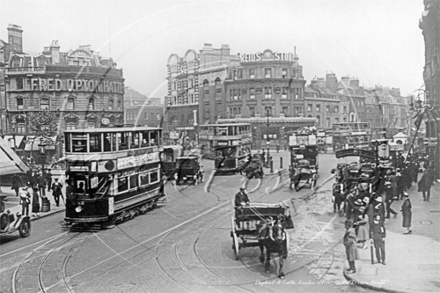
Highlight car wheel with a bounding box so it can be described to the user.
[19,218,31,237]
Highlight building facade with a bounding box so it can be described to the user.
[0,25,124,163]
[420,0,440,178]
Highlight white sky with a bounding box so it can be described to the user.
[0,0,425,98]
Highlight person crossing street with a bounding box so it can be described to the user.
[371,215,386,265]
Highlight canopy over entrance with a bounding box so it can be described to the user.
[0,137,30,175]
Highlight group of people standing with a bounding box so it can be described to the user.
[11,169,64,217]
[338,151,437,275]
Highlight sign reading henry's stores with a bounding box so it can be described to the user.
[24,77,124,94]
[238,51,294,62]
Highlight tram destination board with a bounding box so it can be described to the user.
[335,148,376,160]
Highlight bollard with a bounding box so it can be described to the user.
[280,157,283,169]
[270,159,274,173]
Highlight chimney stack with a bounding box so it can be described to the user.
[50,40,60,64]
[7,24,23,53]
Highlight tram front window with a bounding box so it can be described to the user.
[141,131,149,147]
[103,133,115,152]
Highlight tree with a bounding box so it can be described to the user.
[28,110,58,138]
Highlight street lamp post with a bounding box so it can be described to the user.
[266,110,270,167]
[39,140,47,182]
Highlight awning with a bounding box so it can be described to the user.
[0,137,30,175]
[2,135,25,149]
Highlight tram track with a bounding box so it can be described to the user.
[11,232,86,293]
[7,171,336,292]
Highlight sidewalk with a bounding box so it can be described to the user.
[1,185,65,221]
[343,182,440,293]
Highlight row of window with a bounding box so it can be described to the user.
[117,168,160,193]
[229,87,301,101]
[228,106,304,118]
[229,68,297,80]
[167,94,199,106]
[15,96,121,111]
[126,113,162,122]
[307,104,343,113]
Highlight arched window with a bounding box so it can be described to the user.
[40,98,50,110]
[203,79,209,87]
[88,97,95,110]
[16,97,24,110]
[117,99,121,110]
[215,77,221,86]
[108,98,114,110]
[66,97,75,110]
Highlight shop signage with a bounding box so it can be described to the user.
[117,152,160,169]
[28,77,124,94]
[239,52,294,63]
[69,165,89,172]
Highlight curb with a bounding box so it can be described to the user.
[342,270,408,293]
[30,208,65,221]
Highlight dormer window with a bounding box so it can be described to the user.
[88,97,95,110]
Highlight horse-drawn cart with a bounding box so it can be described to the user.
[231,203,294,278]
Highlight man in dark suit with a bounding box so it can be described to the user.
[235,187,250,207]
[371,215,386,265]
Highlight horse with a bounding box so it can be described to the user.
[258,217,288,279]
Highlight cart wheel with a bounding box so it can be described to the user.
[231,217,239,260]
[19,218,31,237]
[232,232,239,260]
[284,230,290,258]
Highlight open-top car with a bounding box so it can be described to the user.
[174,156,204,185]
[0,195,31,238]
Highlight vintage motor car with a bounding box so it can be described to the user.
[0,195,31,237]
[174,156,204,185]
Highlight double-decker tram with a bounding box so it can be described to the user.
[332,122,371,151]
[63,127,165,230]
[199,123,252,175]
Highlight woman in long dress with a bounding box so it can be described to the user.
[31,187,40,217]
[401,192,412,234]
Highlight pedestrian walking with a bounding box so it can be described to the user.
[401,192,412,234]
[396,169,405,200]
[51,178,63,207]
[276,143,280,153]
[46,169,52,191]
[11,174,22,197]
[31,186,40,217]
[384,181,397,219]
[371,215,386,265]
[418,167,435,202]
[37,171,46,197]
[343,219,359,274]
[19,186,31,216]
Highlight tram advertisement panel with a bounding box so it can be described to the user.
[117,152,160,169]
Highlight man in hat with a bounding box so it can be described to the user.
[371,215,386,265]
[384,181,397,219]
[235,187,250,207]
[373,196,385,224]
[51,178,63,207]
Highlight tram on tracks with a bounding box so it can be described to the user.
[199,123,252,175]
[332,122,372,151]
[63,127,165,230]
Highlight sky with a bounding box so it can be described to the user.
[0,0,426,98]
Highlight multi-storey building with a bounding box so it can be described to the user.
[304,76,341,129]
[420,0,440,178]
[165,44,239,142]
[124,87,163,127]
[1,25,124,162]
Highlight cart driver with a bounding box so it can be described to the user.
[235,187,250,207]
